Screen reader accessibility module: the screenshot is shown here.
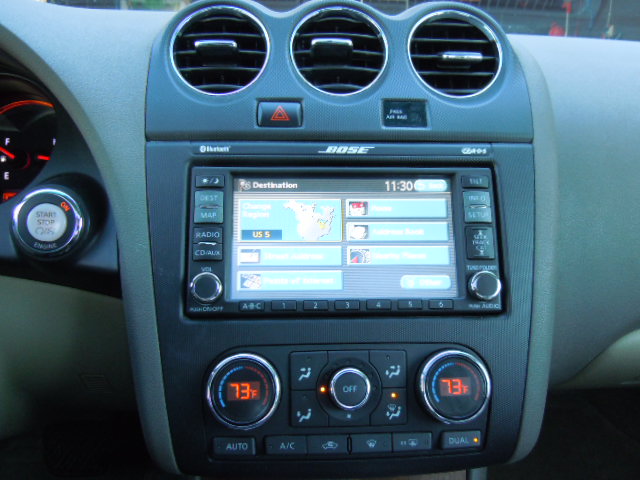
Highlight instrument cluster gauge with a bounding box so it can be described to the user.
[0,74,56,203]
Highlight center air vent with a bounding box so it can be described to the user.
[409,11,501,97]
[172,6,268,95]
[291,8,386,95]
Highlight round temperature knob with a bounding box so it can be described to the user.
[329,368,371,411]
[12,188,86,258]
[190,272,223,304]
[468,271,502,301]
[417,350,491,424]
[206,354,281,430]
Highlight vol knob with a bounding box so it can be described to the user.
[468,271,502,301]
[329,368,371,411]
[190,272,223,304]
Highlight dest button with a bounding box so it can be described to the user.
[258,102,302,128]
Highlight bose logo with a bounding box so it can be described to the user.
[461,147,488,155]
[318,146,374,155]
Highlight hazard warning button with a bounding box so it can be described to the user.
[257,102,302,128]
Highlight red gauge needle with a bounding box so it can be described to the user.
[0,146,15,160]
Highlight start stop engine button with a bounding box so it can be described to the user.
[26,203,68,242]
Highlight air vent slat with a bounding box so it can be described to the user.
[175,49,265,57]
[181,32,264,40]
[291,8,386,95]
[180,66,262,74]
[418,71,495,77]
[172,6,268,95]
[412,38,490,45]
[410,11,501,97]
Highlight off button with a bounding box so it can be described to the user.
[26,203,68,242]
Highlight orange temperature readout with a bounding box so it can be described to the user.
[439,377,471,397]
[226,381,261,402]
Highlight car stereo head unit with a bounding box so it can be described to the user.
[185,167,502,317]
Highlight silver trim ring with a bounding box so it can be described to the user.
[12,188,85,257]
[169,5,270,96]
[205,353,281,430]
[469,271,502,301]
[329,367,372,411]
[418,349,491,425]
[189,272,223,304]
[290,6,388,97]
[407,9,503,99]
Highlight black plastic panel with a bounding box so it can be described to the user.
[146,0,533,144]
[145,141,534,477]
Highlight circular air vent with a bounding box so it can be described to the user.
[171,6,269,95]
[291,8,387,95]
[409,10,501,98]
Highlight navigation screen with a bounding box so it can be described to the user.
[230,176,458,300]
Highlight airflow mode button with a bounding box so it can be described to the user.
[258,102,302,128]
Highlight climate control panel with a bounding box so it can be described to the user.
[203,344,490,459]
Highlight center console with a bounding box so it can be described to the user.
[144,0,536,477]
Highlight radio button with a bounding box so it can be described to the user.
[366,300,391,311]
[465,227,495,260]
[397,299,422,310]
[290,351,327,390]
[461,175,489,189]
[303,300,329,311]
[193,242,222,261]
[334,300,360,311]
[193,226,222,243]
[272,300,297,311]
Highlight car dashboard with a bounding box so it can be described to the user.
[1,0,640,478]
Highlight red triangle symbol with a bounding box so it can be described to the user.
[271,105,291,122]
